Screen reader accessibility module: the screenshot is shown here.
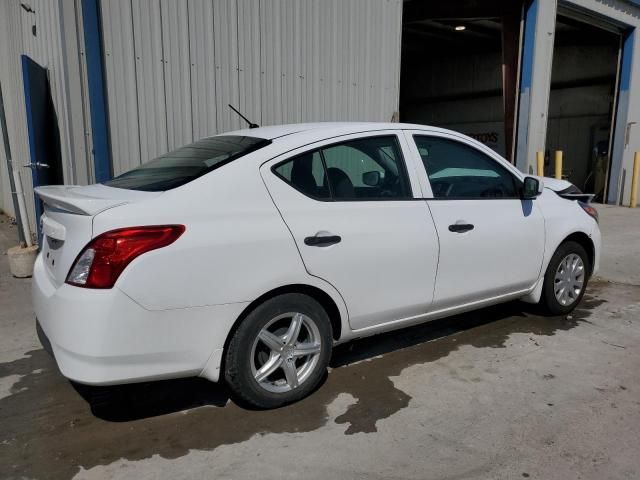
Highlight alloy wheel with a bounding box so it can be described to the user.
[250,312,322,393]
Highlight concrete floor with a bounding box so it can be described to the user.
[0,206,639,480]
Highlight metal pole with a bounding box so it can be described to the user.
[0,82,27,245]
[630,152,640,208]
[554,150,563,180]
[536,151,544,177]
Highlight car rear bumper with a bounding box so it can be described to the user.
[32,254,247,385]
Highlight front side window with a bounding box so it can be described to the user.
[414,136,518,199]
[105,135,271,191]
[274,135,412,200]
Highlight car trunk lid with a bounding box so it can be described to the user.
[36,184,162,286]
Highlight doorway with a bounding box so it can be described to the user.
[545,11,621,200]
[399,0,523,162]
[21,55,64,243]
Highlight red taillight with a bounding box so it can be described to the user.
[578,201,599,223]
[66,225,185,289]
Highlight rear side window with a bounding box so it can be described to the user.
[104,136,271,191]
[273,135,412,200]
[273,151,330,200]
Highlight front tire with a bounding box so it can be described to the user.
[224,293,332,409]
[541,241,590,315]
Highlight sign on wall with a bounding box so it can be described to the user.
[442,122,506,157]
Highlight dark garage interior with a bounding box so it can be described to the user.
[400,1,622,199]
[400,0,522,161]
[546,12,620,200]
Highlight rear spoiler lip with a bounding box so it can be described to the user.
[557,192,596,203]
[34,186,129,215]
[556,192,596,203]
[551,184,595,203]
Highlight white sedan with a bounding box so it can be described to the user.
[33,123,601,408]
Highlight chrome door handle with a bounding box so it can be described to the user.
[23,162,50,169]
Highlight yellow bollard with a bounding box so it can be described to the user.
[555,150,563,180]
[630,152,640,208]
[536,151,544,177]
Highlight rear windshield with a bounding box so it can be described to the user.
[104,135,271,191]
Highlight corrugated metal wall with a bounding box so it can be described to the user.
[101,0,403,175]
[0,1,31,223]
[0,0,92,234]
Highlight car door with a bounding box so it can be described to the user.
[405,131,545,310]
[261,131,439,331]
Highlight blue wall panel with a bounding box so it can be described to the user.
[81,0,112,182]
[515,0,539,171]
[608,28,635,204]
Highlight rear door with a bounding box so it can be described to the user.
[261,131,439,331]
[405,131,545,310]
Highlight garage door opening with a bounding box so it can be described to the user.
[545,12,620,200]
[399,1,523,162]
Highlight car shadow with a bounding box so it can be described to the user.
[330,299,540,368]
[73,376,231,422]
[81,297,588,422]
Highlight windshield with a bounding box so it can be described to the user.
[104,135,271,191]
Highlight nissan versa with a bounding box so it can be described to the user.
[33,123,601,408]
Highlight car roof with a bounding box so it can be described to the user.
[223,122,448,141]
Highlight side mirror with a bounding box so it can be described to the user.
[522,176,543,199]
[362,170,383,187]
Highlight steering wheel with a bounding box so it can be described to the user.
[431,181,453,197]
[379,173,400,197]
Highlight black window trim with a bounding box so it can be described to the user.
[411,133,524,201]
[271,134,414,202]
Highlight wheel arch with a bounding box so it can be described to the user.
[223,285,344,358]
[561,231,595,276]
[521,229,596,305]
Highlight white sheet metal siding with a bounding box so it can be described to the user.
[0,1,31,222]
[101,0,403,175]
[0,0,91,233]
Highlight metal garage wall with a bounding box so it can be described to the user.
[100,0,403,175]
[0,0,92,234]
[0,1,31,222]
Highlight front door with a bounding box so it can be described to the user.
[262,131,439,331]
[407,132,545,310]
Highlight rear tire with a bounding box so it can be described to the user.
[224,293,332,409]
[541,241,590,315]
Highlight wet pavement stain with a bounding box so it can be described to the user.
[0,282,617,480]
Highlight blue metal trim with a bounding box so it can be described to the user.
[81,0,112,182]
[515,0,539,170]
[521,0,538,90]
[607,28,635,204]
[619,30,634,92]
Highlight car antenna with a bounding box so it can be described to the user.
[228,104,259,129]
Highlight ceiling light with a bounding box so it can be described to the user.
[455,25,466,31]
